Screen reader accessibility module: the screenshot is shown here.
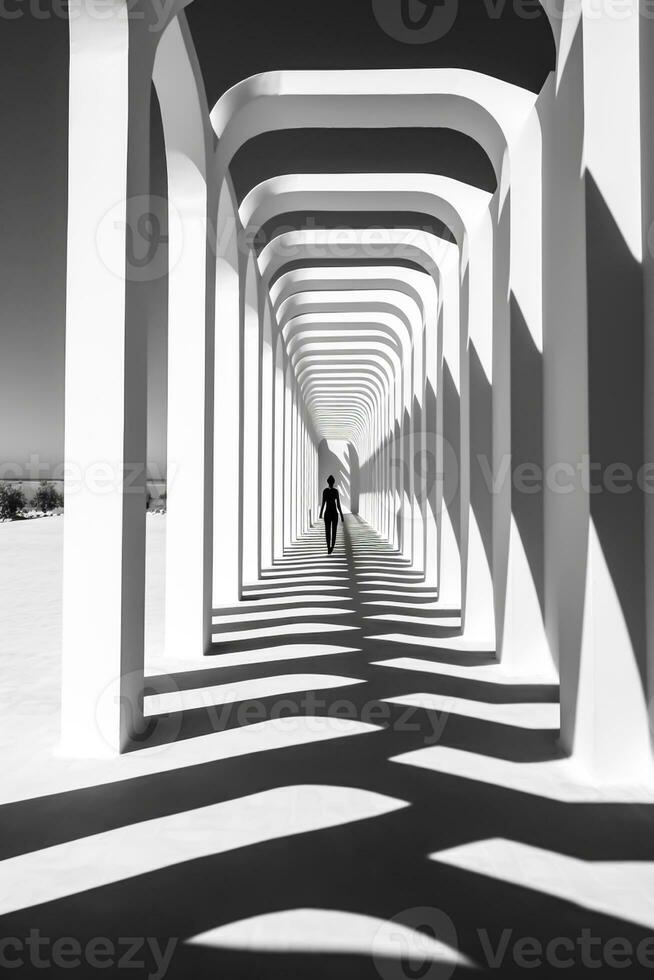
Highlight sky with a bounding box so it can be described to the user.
[0,8,68,477]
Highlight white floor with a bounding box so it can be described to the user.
[3,515,654,973]
[0,515,167,802]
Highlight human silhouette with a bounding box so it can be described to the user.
[319,475,344,554]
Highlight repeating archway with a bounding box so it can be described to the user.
[58,0,654,793]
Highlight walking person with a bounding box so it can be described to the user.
[319,475,344,554]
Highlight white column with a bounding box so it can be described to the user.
[306,422,310,533]
[436,247,462,608]
[273,340,285,559]
[260,303,274,571]
[154,17,212,659]
[283,365,293,550]
[61,3,153,756]
[570,6,653,782]
[213,181,241,606]
[424,310,438,588]
[495,104,553,678]
[410,316,425,575]
[542,5,654,784]
[241,255,261,587]
[460,212,496,646]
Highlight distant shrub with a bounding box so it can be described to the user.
[0,483,27,520]
[32,481,63,513]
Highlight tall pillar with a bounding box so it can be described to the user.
[283,365,293,549]
[542,4,654,784]
[410,322,425,575]
[290,383,298,544]
[570,4,652,781]
[495,105,553,677]
[153,16,213,659]
[260,303,274,571]
[273,339,285,559]
[436,246,462,608]
[241,254,261,588]
[213,180,241,606]
[460,212,496,646]
[61,2,156,755]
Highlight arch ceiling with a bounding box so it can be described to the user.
[186,0,555,104]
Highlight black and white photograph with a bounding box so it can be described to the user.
[2,0,654,976]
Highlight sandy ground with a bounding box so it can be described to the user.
[0,515,166,800]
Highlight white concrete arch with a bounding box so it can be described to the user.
[298,353,396,531]
[278,298,422,388]
[250,176,496,645]
[224,69,543,352]
[228,63,542,372]
[302,353,400,544]
[277,293,425,568]
[285,319,408,450]
[260,233,455,291]
[62,1,209,755]
[59,36,560,756]
[218,65,545,368]
[211,69,534,192]
[242,165,550,670]
[295,357,396,427]
[286,328,404,375]
[258,232,461,600]
[153,13,215,662]
[296,350,398,461]
[233,78,544,649]
[274,268,440,577]
[271,267,437,332]
[295,358,397,475]
[234,29,654,786]
[55,0,654,802]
